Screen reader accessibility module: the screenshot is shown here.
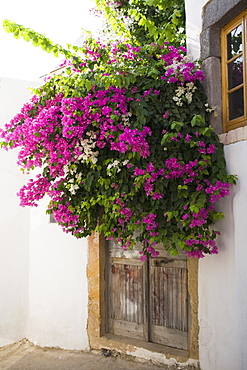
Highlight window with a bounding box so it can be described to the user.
[221,9,247,132]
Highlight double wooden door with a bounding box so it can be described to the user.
[106,240,189,350]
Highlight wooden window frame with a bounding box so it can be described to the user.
[221,9,247,132]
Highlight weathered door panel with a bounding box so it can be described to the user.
[107,240,148,340]
[149,254,189,350]
[107,240,189,350]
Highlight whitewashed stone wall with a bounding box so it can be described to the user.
[0,77,33,347]
[0,77,89,350]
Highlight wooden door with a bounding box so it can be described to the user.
[149,247,189,349]
[107,239,148,340]
[107,240,189,350]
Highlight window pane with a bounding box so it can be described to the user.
[227,24,242,60]
[228,56,243,89]
[229,87,244,121]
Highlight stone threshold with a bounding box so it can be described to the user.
[89,334,200,369]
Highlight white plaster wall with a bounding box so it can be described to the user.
[225,142,247,370]
[199,141,247,370]
[0,77,89,351]
[185,0,208,59]
[0,154,29,347]
[0,77,38,347]
[27,197,89,350]
[198,191,237,369]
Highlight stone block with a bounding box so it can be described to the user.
[235,127,243,142]
[241,126,247,141]
[226,129,237,144]
[219,133,227,145]
[200,27,221,59]
[202,57,223,134]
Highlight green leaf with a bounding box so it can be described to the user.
[191,115,205,127]
[53,47,59,57]
[85,79,92,91]
[168,247,178,256]
[22,32,30,41]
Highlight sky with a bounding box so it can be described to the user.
[0,0,102,82]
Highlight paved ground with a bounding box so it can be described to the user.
[0,340,169,370]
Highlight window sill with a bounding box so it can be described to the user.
[219,126,247,145]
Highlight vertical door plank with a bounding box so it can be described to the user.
[150,256,189,350]
[107,253,145,340]
[172,268,178,329]
[181,268,188,332]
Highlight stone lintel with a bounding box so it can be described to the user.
[202,0,245,31]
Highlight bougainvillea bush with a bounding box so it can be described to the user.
[0,20,236,261]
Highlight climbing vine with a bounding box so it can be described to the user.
[95,0,185,45]
[0,10,236,260]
